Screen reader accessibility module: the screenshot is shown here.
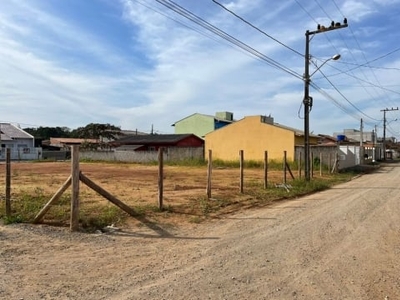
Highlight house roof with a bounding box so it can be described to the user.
[119,129,148,136]
[115,144,143,151]
[111,134,202,145]
[172,113,235,126]
[0,123,34,140]
[318,134,338,144]
[49,138,99,146]
[273,122,319,138]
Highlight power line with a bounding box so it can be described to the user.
[154,0,303,80]
[302,0,400,113]
[337,47,400,73]
[146,0,393,126]
[132,0,251,55]
[330,0,397,109]
[211,0,304,57]
[317,68,380,122]
[325,64,400,97]
[295,0,318,23]
[313,0,390,110]
[294,1,376,122]
[309,84,355,119]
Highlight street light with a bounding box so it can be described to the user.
[303,19,348,181]
[309,54,341,77]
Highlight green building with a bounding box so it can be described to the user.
[172,112,234,138]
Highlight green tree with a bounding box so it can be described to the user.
[70,123,121,142]
[24,126,71,139]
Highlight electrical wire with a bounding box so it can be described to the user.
[297,0,399,122]
[141,0,397,129]
[154,0,304,80]
[324,64,400,97]
[330,0,398,109]
[313,0,388,111]
[132,0,260,60]
[211,0,304,57]
[316,68,380,122]
[310,82,376,125]
[336,47,400,73]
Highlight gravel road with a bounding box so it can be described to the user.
[1,163,399,300]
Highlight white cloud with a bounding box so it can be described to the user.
[341,1,374,22]
[0,0,399,139]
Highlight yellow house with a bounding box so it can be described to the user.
[204,115,318,161]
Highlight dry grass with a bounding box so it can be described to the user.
[0,161,345,229]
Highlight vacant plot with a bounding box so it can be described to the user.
[1,161,335,229]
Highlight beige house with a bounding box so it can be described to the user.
[205,115,318,161]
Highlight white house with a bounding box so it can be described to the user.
[0,123,40,160]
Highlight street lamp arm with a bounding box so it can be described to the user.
[309,54,341,78]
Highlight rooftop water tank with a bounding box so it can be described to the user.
[337,135,346,142]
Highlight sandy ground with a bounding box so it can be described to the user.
[1,161,289,226]
[1,163,400,299]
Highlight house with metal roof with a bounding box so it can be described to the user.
[172,111,235,138]
[1,122,34,148]
[0,123,37,159]
[110,134,204,151]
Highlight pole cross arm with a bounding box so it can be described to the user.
[308,19,348,36]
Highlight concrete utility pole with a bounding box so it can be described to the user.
[304,19,348,181]
[360,118,364,164]
[381,107,399,160]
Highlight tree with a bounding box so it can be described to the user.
[23,126,71,140]
[70,123,121,142]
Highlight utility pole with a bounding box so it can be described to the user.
[304,19,348,181]
[374,124,378,161]
[0,123,2,160]
[372,128,375,162]
[381,107,398,160]
[360,118,363,164]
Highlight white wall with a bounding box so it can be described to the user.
[80,147,204,163]
[0,147,42,160]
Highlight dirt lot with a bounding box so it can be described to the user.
[1,161,291,227]
[1,162,400,299]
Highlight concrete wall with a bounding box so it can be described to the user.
[295,144,378,171]
[205,115,296,161]
[0,147,42,160]
[1,138,34,148]
[79,147,204,163]
[337,145,360,169]
[295,145,339,171]
[42,150,70,161]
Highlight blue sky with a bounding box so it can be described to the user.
[1,0,400,139]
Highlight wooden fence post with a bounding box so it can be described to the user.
[311,152,314,178]
[283,151,287,185]
[158,147,164,210]
[264,151,268,189]
[206,150,212,199]
[298,151,302,179]
[5,148,11,217]
[239,150,244,193]
[320,152,323,176]
[328,153,332,172]
[70,145,80,232]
